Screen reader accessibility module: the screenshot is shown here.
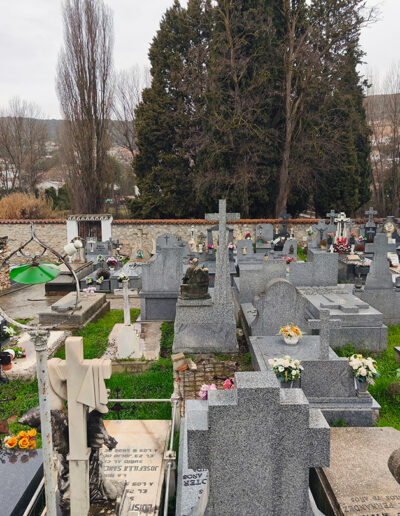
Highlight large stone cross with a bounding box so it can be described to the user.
[186,371,330,514]
[365,233,396,290]
[365,206,377,224]
[48,337,112,516]
[308,309,342,360]
[326,209,338,225]
[205,200,240,305]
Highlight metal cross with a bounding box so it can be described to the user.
[307,309,342,360]
[278,210,292,236]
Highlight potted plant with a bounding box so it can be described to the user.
[106,256,118,271]
[117,273,129,283]
[278,323,304,345]
[354,258,371,278]
[97,254,105,263]
[85,277,94,286]
[0,351,12,371]
[2,326,16,339]
[349,231,357,246]
[4,346,26,359]
[327,232,334,246]
[348,354,378,393]
[268,355,303,387]
[333,237,350,254]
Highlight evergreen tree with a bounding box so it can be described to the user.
[129,0,212,218]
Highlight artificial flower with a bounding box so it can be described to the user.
[18,437,30,449]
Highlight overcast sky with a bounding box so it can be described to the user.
[0,0,398,118]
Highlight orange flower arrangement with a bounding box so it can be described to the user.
[3,429,37,450]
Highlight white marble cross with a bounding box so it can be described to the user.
[308,309,342,360]
[48,337,112,516]
[334,212,351,238]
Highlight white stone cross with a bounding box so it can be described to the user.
[48,337,112,516]
[308,309,342,360]
[334,212,351,238]
[205,200,240,305]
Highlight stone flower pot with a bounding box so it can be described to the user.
[280,378,301,389]
[356,379,369,393]
[283,336,300,345]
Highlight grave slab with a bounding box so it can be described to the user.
[6,331,68,381]
[45,261,93,296]
[0,449,43,516]
[101,420,171,515]
[250,335,379,426]
[38,292,110,328]
[312,427,400,516]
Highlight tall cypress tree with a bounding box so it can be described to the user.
[130,0,212,218]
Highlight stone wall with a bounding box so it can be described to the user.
[0,218,374,264]
[0,236,10,290]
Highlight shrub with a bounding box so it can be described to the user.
[96,268,110,280]
[0,193,54,219]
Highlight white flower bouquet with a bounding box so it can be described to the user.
[348,354,378,384]
[268,355,303,383]
[118,273,129,282]
[278,323,304,340]
[3,326,16,337]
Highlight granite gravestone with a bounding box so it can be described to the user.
[311,220,328,248]
[326,209,338,236]
[364,233,396,290]
[364,206,378,240]
[255,223,274,254]
[0,449,43,516]
[312,427,400,516]
[139,243,184,320]
[183,371,330,515]
[173,200,238,353]
[300,286,388,351]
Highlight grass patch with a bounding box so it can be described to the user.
[0,379,42,446]
[334,327,400,430]
[105,321,174,420]
[54,308,140,360]
[297,246,307,262]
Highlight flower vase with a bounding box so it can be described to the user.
[109,267,115,272]
[283,336,299,345]
[280,379,300,389]
[355,378,369,393]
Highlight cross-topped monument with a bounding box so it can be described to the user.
[48,337,112,516]
[186,371,330,514]
[326,209,338,225]
[113,278,142,359]
[312,220,328,247]
[365,233,396,290]
[334,212,351,238]
[307,308,342,360]
[205,200,240,305]
[365,206,377,224]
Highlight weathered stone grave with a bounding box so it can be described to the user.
[39,291,110,328]
[255,223,274,254]
[312,427,400,516]
[355,233,400,325]
[139,237,184,320]
[173,200,238,353]
[250,311,380,426]
[101,420,171,516]
[177,371,330,515]
[300,286,388,351]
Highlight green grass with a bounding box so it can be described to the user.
[104,321,174,420]
[297,246,307,262]
[334,326,400,430]
[54,308,140,359]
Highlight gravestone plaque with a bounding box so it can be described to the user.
[102,420,171,515]
[0,449,43,516]
[313,427,400,516]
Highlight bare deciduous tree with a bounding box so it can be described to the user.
[366,65,400,216]
[0,97,47,194]
[113,65,150,155]
[56,0,114,213]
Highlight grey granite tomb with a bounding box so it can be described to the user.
[173,200,238,353]
[139,243,184,320]
[176,371,330,515]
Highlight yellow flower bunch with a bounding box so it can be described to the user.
[4,428,37,450]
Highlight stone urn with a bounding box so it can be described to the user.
[283,336,300,345]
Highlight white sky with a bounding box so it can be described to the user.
[0,0,398,118]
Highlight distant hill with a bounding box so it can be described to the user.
[44,119,64,141]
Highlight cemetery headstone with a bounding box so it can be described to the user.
[364,233,396,290]
[185,371,330,515]
[311,220,328,248]
[326,209,338,235]
[334,212,352,239]
[278,210,292,237]
[364,206,377,240]
[307,308,342,360]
